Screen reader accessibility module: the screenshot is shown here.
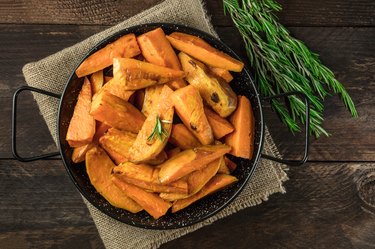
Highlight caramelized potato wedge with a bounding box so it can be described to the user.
[90,91,145,133]
[172,174,238,213]
[112,176,172,219]
[172,85,213,145]
[169,124,201,150]
[137,27,186,90]
[225,96,255,159]
[217,156,231,174]
[128,85,174,163]
[141,85,164,117]
[113,58,185,90]
[66,77,96,147]
[209,67,233,82]
[204,107,234,139]
[179,52,237,118]
[166,147,181,158]
[85,146,142,213]
[76,33,141,77]
[158,144,231,184]
[166,32,244,72]
[97,77,135,101]
[90,70,104,95]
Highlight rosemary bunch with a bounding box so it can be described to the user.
[223,0,357,137]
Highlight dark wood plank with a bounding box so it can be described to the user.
[0,0,374,27]
[1,25,374,160]
[162,162,375,249]
[1,159,374,248]
[0,159,104,249]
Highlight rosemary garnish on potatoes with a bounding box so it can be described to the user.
[223,0,357,137]
[147,115,171,142]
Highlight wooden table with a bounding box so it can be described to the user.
[1,1,374,248]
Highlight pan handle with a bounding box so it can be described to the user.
[261,91,310,166]
[12,86,61,162]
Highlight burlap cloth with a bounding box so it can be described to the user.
[22,0,288,248]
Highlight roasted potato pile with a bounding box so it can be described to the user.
[67,27,254,219]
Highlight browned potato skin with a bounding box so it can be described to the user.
[85,146,142,213]
[172,174,238,213]
[128,85,174,163]
[158,144,231,184]
[172,85,214,145]
[179,52,237,118]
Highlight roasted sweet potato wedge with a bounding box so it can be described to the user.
[209,66,233,83]
[112,176,172,219]
[172,174,238,213]
[179,52,237,118]
[113,58,185,90]
[166,147,181,158]
[158,144,231,184]
[166,32,244,72]
[128,85,174,163]
[217,156,230,174]
[172,85,213,145]
[76,33,141,77]
[85,146,142,213]
[96,77,135,101]
[141,85,164,117]
[225,157,237,172]
[204,107,234,139]
[137,27,186,90]
[225,96,255,159]
[90,91,145,133]
[159,192,188,202]
[66,77,96,147]
[90,70,104,95]
[169,124,201,150]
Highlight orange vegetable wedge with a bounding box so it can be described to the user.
[166,32,244,72]
[141,85,164,117]
[76,33,141,77]
[171,85,213,145]
[113,58,185,90]
[204,107,234,139]
[104,76,112,83]
[85,146,142,213]
[158,144,231,184]
[99,128,137,164]
[225,96,255,159]
[66,77,96,147]
[90,70,104,95]
[179,52,237,118]
[225,157,237,172]
[159,192,188,202]
[217,156,230,174]
[128,85,174,163]
[97,77,135,101]
[168,124,201,150]
[90,91,145,133]
[137,27,186,90]
[172,174,238,213]
[112,176,172,219]
[166,147,181,158]
[209,66,233,82]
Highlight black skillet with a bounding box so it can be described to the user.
[12,23,310,229]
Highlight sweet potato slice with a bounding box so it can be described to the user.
[225,157,237,172]
[97,77,135,101]
[128,85,174,163]
[204,107,234,139]
[90,91,145,133]
[90,70,104,95]
[166,32,244,72]
[112,176,172,219]
[76,33,141,77]
[113,58,185,90]
[159,192,188,202]
[172,174,238,213]
[141,85,164,117]
[179,52,237,118]
[209,67,233,83]
[172,85,213,145]
[158,144,231,184]
[217,156,230,174]
[225,96,255,159]
[168,124,201,150]
[66,77,96,147]
[137,27,186,90]
[187,157,222,195]
[166,147,181,158]
[85,146,142,213]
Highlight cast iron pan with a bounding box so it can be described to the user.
[12,23,310,229]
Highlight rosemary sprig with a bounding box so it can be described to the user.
[147,115,170,142]
[223,0,358,137]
